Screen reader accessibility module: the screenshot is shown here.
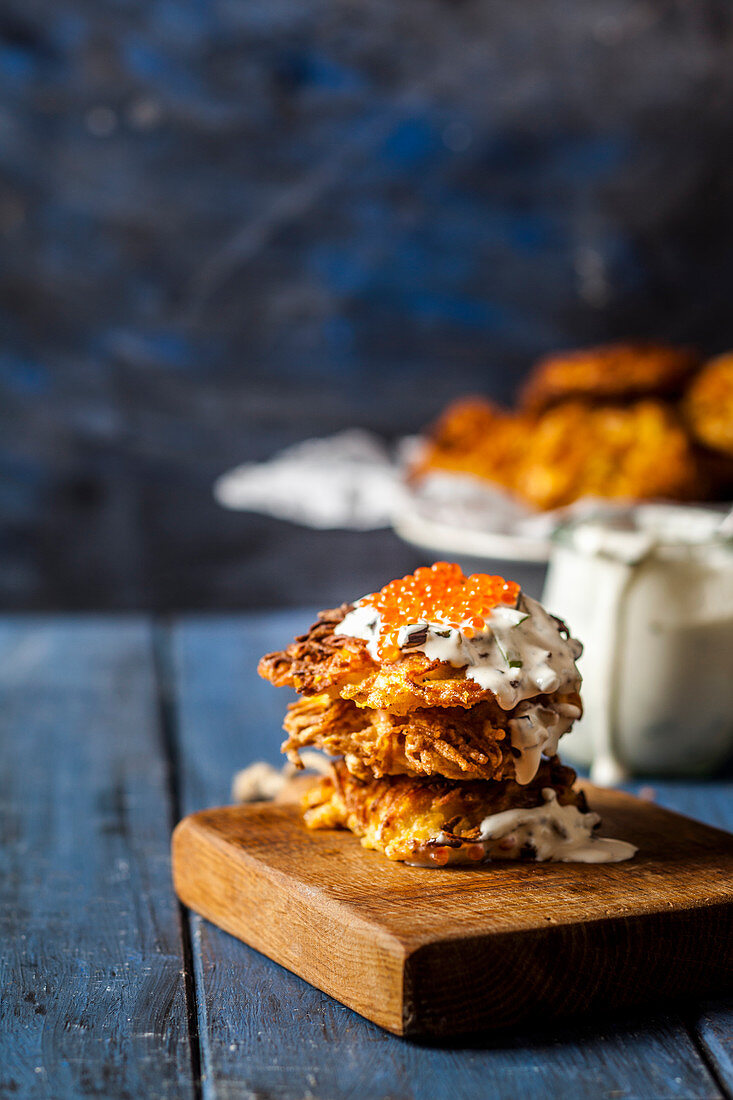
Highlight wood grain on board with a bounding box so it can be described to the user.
[172,781,733,1038]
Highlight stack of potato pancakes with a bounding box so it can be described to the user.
[258,563,598,866]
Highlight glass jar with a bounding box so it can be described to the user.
[542,504,733,782]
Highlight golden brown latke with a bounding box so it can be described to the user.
[684,353,733,459]
[337,657,503,713]
[259,605,516,713]
[283,691,582,782]
[302,759,585,863]
[511,400,705,510]
[415,397,707,510]
[410,397,523,488]
[282,694,514,781]
[520,341,699,413]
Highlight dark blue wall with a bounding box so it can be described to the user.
[2,0,733,607]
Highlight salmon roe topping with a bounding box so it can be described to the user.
[358,562,520,660]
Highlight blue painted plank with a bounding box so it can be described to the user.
[695,1002,733,1096]
[168,611,724,1100]
[626,779,733,1098]
[0,617,195,1099]
[627,781,733,834]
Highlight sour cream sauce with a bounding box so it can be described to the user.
[478,788,637,863]
[335,593,583,784]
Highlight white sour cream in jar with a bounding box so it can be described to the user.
[543,504,733,781]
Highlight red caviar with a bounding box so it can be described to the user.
[358,562,519,660]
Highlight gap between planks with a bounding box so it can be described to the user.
[153,619,204,1100]
[687,1016,732,1100]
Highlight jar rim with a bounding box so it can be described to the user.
[551,502,733,555]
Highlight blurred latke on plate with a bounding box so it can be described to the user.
[412,341,733,513]
[401,342,733,564]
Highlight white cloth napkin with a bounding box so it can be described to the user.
[213,429,625,537]
[214,430,408,530]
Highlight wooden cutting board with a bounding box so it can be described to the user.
[172,784,733,1038]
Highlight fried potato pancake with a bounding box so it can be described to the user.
[520,342,699,413]
[511,400,705,510]
[415,397,707,510]
[282,694,515,781]
[302,759,585,864]
[258,603,373,694]
[684,353,733,458]
[409,397,524,488]
[259,605,517,713]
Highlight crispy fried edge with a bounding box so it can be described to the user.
[257,603,373,695]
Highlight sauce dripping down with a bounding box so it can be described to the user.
[477,788,637,863]
[406,790,636,866]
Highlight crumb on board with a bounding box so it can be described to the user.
[232,753,330,803]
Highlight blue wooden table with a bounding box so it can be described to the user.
[1,612,731,1099]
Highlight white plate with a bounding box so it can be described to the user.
[393,508,552,563]
[392,480,553,565]
[393,478,731,570]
